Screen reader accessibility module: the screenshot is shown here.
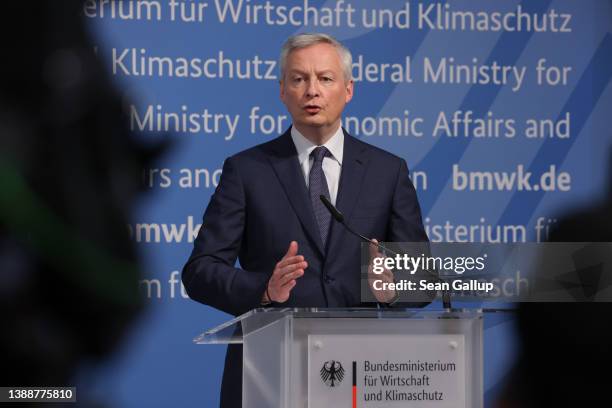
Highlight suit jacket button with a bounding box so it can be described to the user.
[324,276,335,284]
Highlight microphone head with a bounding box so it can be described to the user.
[319,195,344,223]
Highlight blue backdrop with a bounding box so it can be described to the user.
[80,0,612,406]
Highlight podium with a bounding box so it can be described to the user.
[196,308,485,408]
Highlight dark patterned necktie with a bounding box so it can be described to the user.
[309,146,332,247]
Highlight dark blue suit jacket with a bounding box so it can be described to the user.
[182,128,427,407]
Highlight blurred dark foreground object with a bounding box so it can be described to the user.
[0,1,162,388]
[499,184,612,407]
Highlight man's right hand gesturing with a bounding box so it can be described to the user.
[263,241,307,303]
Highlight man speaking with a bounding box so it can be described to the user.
[182,33,428,407]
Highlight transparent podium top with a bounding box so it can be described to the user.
[195,307,514,344]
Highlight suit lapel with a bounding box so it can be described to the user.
[268,130,325,256]
[326,130,369,257]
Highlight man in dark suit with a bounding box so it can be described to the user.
[182,33,428,408]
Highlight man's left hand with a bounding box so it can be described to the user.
[367,239,397,303]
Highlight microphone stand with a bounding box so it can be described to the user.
[319,195,452,309]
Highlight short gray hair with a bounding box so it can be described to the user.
[279,33,353,82]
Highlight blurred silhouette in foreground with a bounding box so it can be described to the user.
[497,150,612,407]
[0,1,161,391]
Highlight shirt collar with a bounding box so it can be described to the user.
[291,126,344,166]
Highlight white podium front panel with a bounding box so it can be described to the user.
[308,334,465,408]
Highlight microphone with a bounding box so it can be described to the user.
[319,195,393,254]
[319,195,452,309]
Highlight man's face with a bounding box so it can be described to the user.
[280,43,353,139]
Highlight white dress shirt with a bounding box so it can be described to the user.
[291,126,344,206]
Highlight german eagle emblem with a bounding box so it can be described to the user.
[320,360,345,387]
